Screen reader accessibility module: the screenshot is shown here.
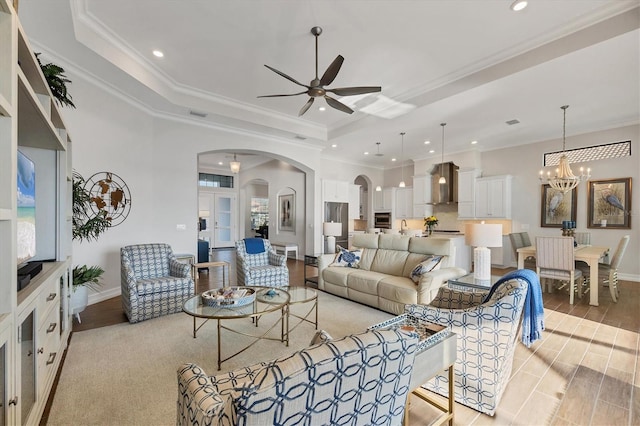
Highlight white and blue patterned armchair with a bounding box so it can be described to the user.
[405,273,530,416]
[121,243,194,323]
[177,328,419,426]
[235,238,289,287]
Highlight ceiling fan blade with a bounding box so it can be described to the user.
[327,86,382,96]
[320,55,344,86]
[299,98,314,116]
[264,64,310,89]
[257,91,307,98]
[324,95,354,114]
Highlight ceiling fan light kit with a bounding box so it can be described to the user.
[258,26,381,116]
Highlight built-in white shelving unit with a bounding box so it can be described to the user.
[0,0,73,423]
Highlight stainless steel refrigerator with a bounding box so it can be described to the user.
[324,202,349,253]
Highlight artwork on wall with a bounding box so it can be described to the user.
[540,184,577,228]
[278,194,295,232]
[587,178,632,229]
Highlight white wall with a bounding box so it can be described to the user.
[65,70,324,303]
[239,160,306,257]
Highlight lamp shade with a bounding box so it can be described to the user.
[465,223,502,248]
[323,222,342,237]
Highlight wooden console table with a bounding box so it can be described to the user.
[191,261,230,292]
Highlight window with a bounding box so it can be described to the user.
[250,197,269,230]
[199,173,234,188]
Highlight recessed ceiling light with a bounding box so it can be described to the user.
[429,149,435,154]
[471,140,478,145]
[331,144,337,148]
[319,107,326,111]
[510,0,527,11]
[391,158,397,162]
[364,152,369,155]
[217,161,223,165]
[424,140,430,145]
[152,50,164,58]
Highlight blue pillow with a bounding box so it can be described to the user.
[410,255,444,283]
[330,246,362,268]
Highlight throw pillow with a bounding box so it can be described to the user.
[330,246,362,268]
[410,255,444,283]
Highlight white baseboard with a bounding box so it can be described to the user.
[88,286,121,306]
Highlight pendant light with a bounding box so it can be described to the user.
[399,132,406,188]
[538,105,590,193]
[439,123,446,184]
[229,154,241,173]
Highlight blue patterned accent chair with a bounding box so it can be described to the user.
[405,274,529,416]
[121,243,194,323]
[177,329,419,426]
[235,239,289,287]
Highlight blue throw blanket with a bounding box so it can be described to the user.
[244,238,265,254]
[482,269,544,348]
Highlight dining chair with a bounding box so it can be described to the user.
[509,232,536,270]
[576,235,629,303]
[574,232,591,245]
[535,236,583,304]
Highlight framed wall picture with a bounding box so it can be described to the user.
[587,178,632,229]
[540,184,577,228]
[278,194,295,232]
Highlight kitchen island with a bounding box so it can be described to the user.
[427,233,471,273]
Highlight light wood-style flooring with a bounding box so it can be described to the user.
[60,249,639,425]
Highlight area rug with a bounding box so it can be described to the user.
[46,291,393,426]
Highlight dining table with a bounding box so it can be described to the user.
[517,244,609,306]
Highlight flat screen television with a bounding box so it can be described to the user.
[17,149,36,266]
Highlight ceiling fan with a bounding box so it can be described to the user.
[258,26,381,117]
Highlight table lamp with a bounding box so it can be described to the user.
[465,222,503,281]
[323,222,342,254]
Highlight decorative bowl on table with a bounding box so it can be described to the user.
[201,287,255,307]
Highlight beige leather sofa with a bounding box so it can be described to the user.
[318,234,467,314]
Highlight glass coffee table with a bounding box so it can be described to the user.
[183,286,290,370]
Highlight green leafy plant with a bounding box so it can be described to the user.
[72,265,105,291]
[72,171,111,289]
[72,171,111,242]
[35,52,76,109]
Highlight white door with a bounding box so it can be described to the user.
[213,193,236,248]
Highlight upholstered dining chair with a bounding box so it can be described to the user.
[576,234,629,302]
[235,238,289,287]
[574,232,591,245]
[509,232,536,270]
[121,243,194,323]
[535,236,583,304]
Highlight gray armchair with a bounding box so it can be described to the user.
[235,238,289,287]
[121,243,194,323]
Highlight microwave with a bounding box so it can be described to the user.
[374,212,392,229]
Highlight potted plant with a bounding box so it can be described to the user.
[71,171,111,321]
[36,53,76,108]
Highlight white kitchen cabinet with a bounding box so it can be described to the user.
[374,188,395,211]
[475,175,512,219]
[457,169,481,219]
[322,179,349,202]
[412,175,433,218]
[395,187,413,219]
[348,184,360,220]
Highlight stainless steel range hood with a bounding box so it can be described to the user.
[430,162,459,204]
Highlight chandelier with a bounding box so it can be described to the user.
[229,154,241,174]
[539,105,590,193]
